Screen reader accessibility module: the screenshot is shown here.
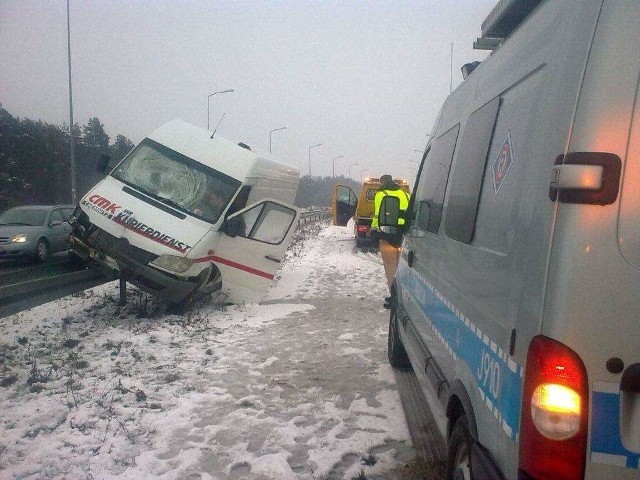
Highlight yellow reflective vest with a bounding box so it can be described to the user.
[371,188,410,230]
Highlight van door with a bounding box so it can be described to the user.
[331,184,357,226]
[211,199,298,303]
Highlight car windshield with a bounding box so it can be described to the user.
[110,138,241,224]
[0,208,48,226]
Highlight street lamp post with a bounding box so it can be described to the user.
[67,0,77,204]
[269,126,287,154]
[207,89,234,130]
[308,143,322,177]
[348,162,358,179]
[331,155,344,178]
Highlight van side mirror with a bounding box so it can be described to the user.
[378,196,400,227]
[96,153,111,174]
[221,216,243,238]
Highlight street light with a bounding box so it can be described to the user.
[332,155,344,178]
[308,143,322,177]
[269,126,287,154]
[348,162,358,179]
[207,89,234,130]
[66,0,77,203]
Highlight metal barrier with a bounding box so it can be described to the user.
[297,209,331,226]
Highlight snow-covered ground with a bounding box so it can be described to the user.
[0,221,417,480]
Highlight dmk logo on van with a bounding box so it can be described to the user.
[492,130,515,195]
[82,194,122,220]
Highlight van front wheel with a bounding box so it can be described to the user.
[388,307,411,370]
[168,268,210,314]
[447,415,473,480]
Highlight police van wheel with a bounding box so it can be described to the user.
[447,415,473,480]
[388,307,411,370]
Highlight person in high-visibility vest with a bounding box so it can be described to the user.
[371,175,410,308]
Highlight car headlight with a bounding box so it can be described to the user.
[12,234,28,244]
[151,254,194,273]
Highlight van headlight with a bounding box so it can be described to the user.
[151,254,194,273]
[12,234,28,244]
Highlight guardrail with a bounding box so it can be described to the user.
[298,209,331,226]
[0,267,107,319]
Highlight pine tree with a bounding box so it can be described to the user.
[83,117,110,150]
[110,134,135,162]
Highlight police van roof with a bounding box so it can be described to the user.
[474,0,544,50]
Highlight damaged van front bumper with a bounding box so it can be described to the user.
[69,227,202,304]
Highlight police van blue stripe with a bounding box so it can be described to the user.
[398,261,640,470]
[396,260,523,441]
[591,383,640,469]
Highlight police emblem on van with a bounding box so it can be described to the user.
[492,130,514,195]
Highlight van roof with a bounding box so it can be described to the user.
[147,119,299,182]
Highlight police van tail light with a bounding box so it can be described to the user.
[519,336,588,480]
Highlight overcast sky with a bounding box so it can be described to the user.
[0,0,495,181]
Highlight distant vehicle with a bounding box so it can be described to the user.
[331,177,410,248]
[0,205,75,263]
[69,119,300,311]
[380,0,640,479]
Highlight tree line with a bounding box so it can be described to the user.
[0,105,360,212]
[0,106,134,211]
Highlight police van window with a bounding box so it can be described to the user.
[411,124,460,234]
[472,69,545,254]
[445,97,501,244]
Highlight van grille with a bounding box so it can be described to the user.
[92,229,158,265]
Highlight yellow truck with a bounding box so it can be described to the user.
[332,177,410,248]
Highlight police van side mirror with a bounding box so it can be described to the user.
[96,153,111,174]
[378,196,400,227]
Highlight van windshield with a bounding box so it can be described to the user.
[111,139,241,224]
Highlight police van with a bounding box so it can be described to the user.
[70,119,300,310]
[379,0,640,479]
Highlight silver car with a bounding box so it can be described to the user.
[0,205,75,263]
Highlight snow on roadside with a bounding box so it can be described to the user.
[0,221,413,479]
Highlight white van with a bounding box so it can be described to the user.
[69,119,300,309]
[380,1,640,479]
